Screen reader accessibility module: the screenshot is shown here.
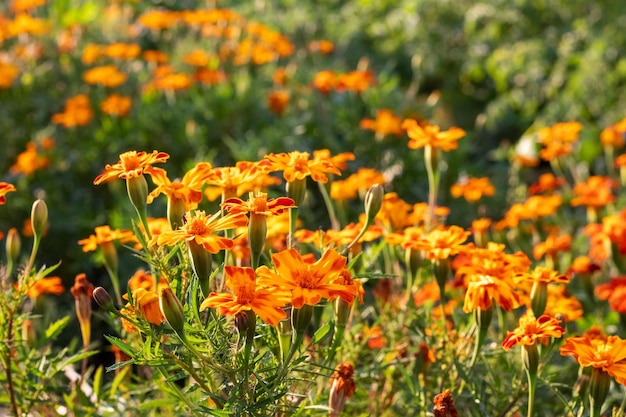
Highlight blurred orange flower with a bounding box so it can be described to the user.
[544,285,583,322]
[600,118,626,148]
[537,121,582,160]
[138,10,181,30]
[360,109,404,137]
[100,94,132,116]
[9,13,49,36]
[142,50,169,64]
[409,225,470,260]
[308,40,334,54]
[81,44,102,65]
[528,173,565,195]
[595,277,626,313]
[450,177,495,202]
[502,314,564,350]
[402,119,466,152]
[93,150,169,185]
[193,68,227,85]
[78,225,134,252]
[267,90,290,116]
[103,42,141,60]
[202,161,266,201]
[330,168,386,201]
[52,94,93,127]
[10,141,49,175]
[83,65,127,87]
[12,0,47,13]
[0,62,19,88]
[570,176,616,209]
[336,70,376,93]
[26,276,64,298]
[329,362,356,417]
[256,248,356,308]
[515,266,570,285]
[200,266,289,325]
[312,70,336,94]
[533,233,571,261]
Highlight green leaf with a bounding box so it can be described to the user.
[57,350,98,370]
[311,322,332,345]
[109,366,131,398]
[104,335,138,358]
[39,316,70,347]
[93,365,104,402]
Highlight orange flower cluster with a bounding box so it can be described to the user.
[312,70,376,94]
[600,117,626,148]
[121,270,168,332]
[10,139,53,176]
[537,121,583,160]
[584,209,626,262]
[51,94,93,127]
[494,194,562,230]
[360,109,404,137]
[330,168,386,202]
[83,65,127,87]
[595,277,626,313]
[570,176,616,209]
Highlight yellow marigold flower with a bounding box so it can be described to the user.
[154,210,248,253]
[103,42,141,60]
[83,65,127,87]
[502,314,564,351]
[10,141,49,175]
[256,248,357,308]
[51,94,93,127]
[560,334,626,385]
[24,276,64,298]
[77,225,134,252]
[0,62,19,88]
[93,150,169,185]
[402,119,466,152]
[264,150,342,183]
[571,176,616,209]
[145,164,208,209]
[450,176,495,202]
[410,225,470,260]
[199,266,290,326]
[267,90,289,116]
[360,109,404,137]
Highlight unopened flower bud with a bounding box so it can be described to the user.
[126,175,148,212]
[6,228,20,263]
[286,178,306,207]
[589,367,611,414]
[31,199,48,239]
[530,281,548,317]
[93,286,116,312]
[167,196,186,230]
[364,184,383,224]
[71,273,94,348]
[329,362,356,417]
[188,240,212,296]
[159,287,186,337]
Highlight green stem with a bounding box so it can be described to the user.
[3,316,20,417]
[424,145,440,232]
[526,369,536,417]
[23,234,41,280]
[317,180,340,231]
[103,259,123,305]
[288,207,299,249]
[242,310,256,402]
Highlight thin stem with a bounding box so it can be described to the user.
[317,181,340,231]
[103,260,123,305]
[3,316,20,417]
[526,370,536,417]
[288,207,299,249]
[424,145,440,232]
[23,234,41,280]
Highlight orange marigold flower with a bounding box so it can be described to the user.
[138,9,181,30]
[267,90,289,116]
[402,119,466,152]
[615,153,626,168]
[202,161,266,201]
[256,248,356,308]
[600,117,626,148]
[0,62,19,88]
[308,39,334,54]
[199,265,290,325]
[471,218,491,233]
[330,168,386,201]
[529,173,566,195]
[10,141,49,175]
[129,287,165,326]
[568,256,601,275]
[560,334,626,385]
[537,121,583,160]
[329,362,356,417]
[0,182,16,204]
[544,285,583,322]
[312,70,336,94]
[9,13,49,36]
[100,94,132,117]
[193,67,227,85]
[360,109,403,137]
[103,42,141,60]
[128,269,166,293]
[464,274,522,313]
[142,50,169,64]
[515,266,570,285]
[183,49,212,67]
[362,325,386,349]
[83,65,127,87]
[264,150,342,183]
[433,389,459,417]
[145,164,208,210]
[81,43,102,65]
[154,210,248,253]
[533,233,571,261]
[570,176,616,208]
[409,225,470,260]
[131,217,171,250]
[450,176,495,202]
[221,192,296,217]
[595,277,626,313]
[148,69,193,91]
[25,276,64,298]
[336,70,375,93]
[93,150,169,185]
[312,149,356,171]
[78,225,134,252]
[51,94,93,127]
[12,0,47,13]
[375,192,414,231]
[502,314,564,351]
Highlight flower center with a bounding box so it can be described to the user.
[186,218,209,235]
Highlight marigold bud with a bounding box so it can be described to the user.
[6,228,20,264]
[93,286,116,312]
[159,287,185,337]
[30,199,48,238]
[589,367,611,415]
[329,362,356,417]
[188,240,212,296]
[71,273,94,348]
[530,281,548,317]
[22,319,36,349]
[433,389,458,417]
[364,184,383,224]
[126,175,148,212]
[286,178,306,207]
[167,196,186,230]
